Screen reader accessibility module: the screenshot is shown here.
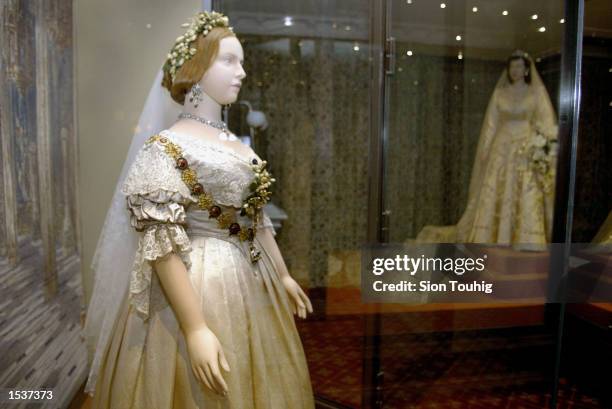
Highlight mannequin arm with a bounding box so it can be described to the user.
[153,253,207,334]
[256,227,290,279]
[153,253,230,395]
[256,227,313,318]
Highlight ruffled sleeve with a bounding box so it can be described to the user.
[121,136,196,321]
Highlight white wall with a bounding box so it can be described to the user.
[76,0,202,303]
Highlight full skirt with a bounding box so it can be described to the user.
[90,235,315,409]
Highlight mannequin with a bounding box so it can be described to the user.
[85,11,315,408]
[416,50,558,248]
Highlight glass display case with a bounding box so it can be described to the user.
[215,0,610,408]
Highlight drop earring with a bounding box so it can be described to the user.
[189,83,203,108]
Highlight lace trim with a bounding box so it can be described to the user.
[161,128,260,165]
[121,139,195,202]
[152,131,255,208]
[129,223,192,321]
[126,191,189,231]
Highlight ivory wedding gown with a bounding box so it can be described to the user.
[89,129,315,409]
[417,64,558,247]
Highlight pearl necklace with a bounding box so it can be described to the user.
[178,112,238,141]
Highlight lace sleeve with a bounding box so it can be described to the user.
[121,136,196,320]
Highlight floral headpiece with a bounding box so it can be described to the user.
[163,11,233,82]
[511,49,530,59]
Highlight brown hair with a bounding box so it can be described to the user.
[506,54,532,84]
[162,26,236,105]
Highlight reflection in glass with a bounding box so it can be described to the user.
[592,210,612,244]
[416,51,559,248]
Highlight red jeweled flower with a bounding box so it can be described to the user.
[192,183,204,195]
[229,223,241,235]
[208,205,221,218]
[176,157,188,170]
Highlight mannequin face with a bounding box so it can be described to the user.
[199,36,246,105]
[508,58,528,83]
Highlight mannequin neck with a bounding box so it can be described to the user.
[181,88,224,123]
[510,78,527,88]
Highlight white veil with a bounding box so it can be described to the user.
[465,51,557,203]
[416,50,558,244]
[83,66,182,396]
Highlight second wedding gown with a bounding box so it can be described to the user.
[417,58,559,247]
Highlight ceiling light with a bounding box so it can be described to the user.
[440,3,446,9]
[472,6,478,12]
[458,51,463,60]
[538,26,546,32]
[283,16,293,26]
[456,35,462,41]
[560,18,565,23]
[502,10,509,16]
[407,50,413,56]
[531,14,538,20]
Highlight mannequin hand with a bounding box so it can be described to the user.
[185,324,230,396]
[281,275,313,319]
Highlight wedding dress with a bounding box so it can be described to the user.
[416,56,559,247]
[87,128,315,408]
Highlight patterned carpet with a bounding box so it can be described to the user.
[297,314,608,409]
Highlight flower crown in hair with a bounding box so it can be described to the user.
[512,49,530,59]
[163,11,233,82]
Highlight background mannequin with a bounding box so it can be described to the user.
[416,50,558,248]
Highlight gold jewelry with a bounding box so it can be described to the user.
[145,134,275,263]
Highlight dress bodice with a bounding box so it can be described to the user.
[496,86,537,125]
[159,129,262,209]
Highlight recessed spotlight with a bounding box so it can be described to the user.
[284,16,293,26]
[531,14,538,20]
[560,18,565,24]
[458,51,463,60]
[440,3,446,9]
[407,50,413,56]
[345,25,351,31]
[538,26,546,32]
[472,6,478,13]
[456,35,462,41]
[353,43,360,51]
[406,0,413,3]
[502,10,509,16]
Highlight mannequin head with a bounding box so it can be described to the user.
[162,26,246,105]
[506,54,532,84]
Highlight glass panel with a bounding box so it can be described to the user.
[382,0,567,407]
[562,0,612,407]
[218,1,372,406]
